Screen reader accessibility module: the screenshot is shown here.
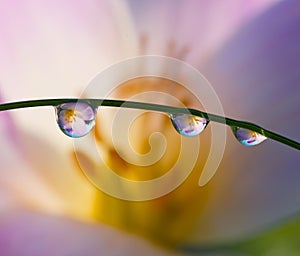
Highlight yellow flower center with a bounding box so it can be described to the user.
[74,77,212,248]
[64,109,77,123]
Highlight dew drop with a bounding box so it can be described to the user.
[231,127,267,146]
[55,102,97,138]
[170,113,209,137]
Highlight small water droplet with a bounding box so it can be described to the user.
[232,127,267,146]
[170,113,209,137]
[55,102,97,138]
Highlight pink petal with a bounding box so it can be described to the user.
[189,0,300,244]
[0,94,96,219]
[0,210,181,256]
[0,0,137,99]
[0,0,138,147]
[129,0,277,66]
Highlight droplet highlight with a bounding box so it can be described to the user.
[56,102,97,138]
[232,127,267,146]
[170,113,209,137]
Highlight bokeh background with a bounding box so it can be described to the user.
[0,0,299,255]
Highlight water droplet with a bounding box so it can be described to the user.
[170,113,209,137]
[231,127,267,146]
[55,102,97,138]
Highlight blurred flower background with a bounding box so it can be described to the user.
[0,0,299,255]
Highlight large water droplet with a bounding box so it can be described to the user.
[56,102,97,138]
[170,113,209,137]
[231,127,267,146]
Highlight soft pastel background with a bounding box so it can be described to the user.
[0,0,299,255]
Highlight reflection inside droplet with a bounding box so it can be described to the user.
[55,102,97,138]
[169,113,209,137]
[231,126,267,146]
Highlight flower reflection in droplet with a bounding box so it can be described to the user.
[231,126,267,146]
[56,102,97,138]
[170,113,209,137]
